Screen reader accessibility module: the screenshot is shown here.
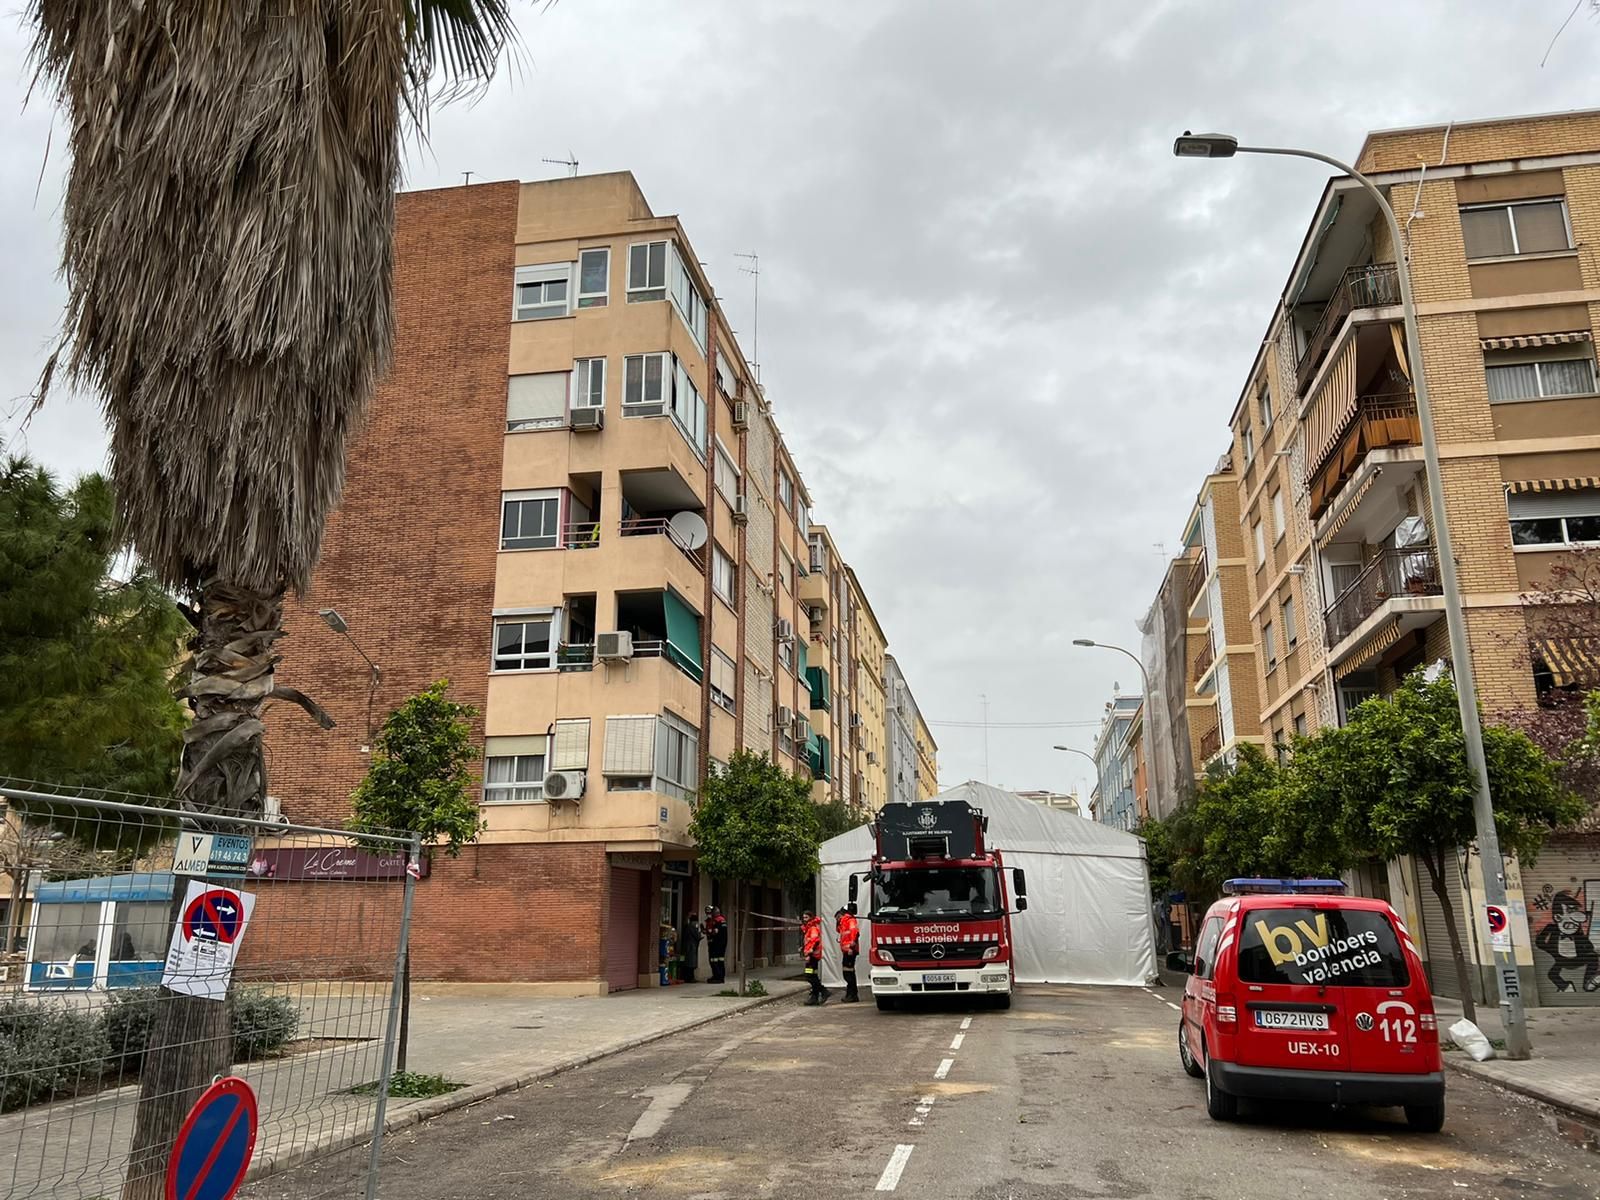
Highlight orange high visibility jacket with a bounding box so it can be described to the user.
[836,912,860,954]
[802,917,824,959]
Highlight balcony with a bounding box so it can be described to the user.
[1185,550,1209,613]
[1306,391,1421,522]
[1323,545,1442,647]
[1198,724,1222,763]
[1296,264,1401,395]
[1192,639,1215,683]
[562,521,600,550]
[619,516,706,574]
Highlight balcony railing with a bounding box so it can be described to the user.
[562,521,600,549]
[1306,391,1420,520]
[1193,639,1216,681]
[619,516,706,572]
[1185,550,1209,610]
[1322,544,1442,646]
[1296,263,1401,395]
[1198,724,1222,762]
[557,643,595,672]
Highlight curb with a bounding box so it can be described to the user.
[245,983,806,1184]
[1444,1056,1600,1125]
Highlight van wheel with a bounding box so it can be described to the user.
[876,996,896,1012]
[1404,1101,1445,1133]
[1204,1056,1238,1121]
[1178,1020,1203,1079]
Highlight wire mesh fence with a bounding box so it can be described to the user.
[0,781,417,1200]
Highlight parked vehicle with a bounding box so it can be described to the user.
[849,799,1027,1011]
[1169,878,1445,1131]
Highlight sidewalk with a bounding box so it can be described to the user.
[1435,996,1600,1122]
[0,968,808,1197]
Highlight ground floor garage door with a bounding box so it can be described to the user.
[1523,833,1600,1007]
[606,867,643,992]
[1418,849,1486,1004]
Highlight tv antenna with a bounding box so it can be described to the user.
[735,252,760,377]
[541,152,580,178]
[462,171,475,186]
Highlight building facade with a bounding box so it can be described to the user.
[1091,694,1143,831]
[264,173,921,992]
[846,568,891,811]
[883,654,936,804]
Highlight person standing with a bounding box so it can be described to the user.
[680,912,703,983]
[801,910,830,1006]
[835,907,860,1002]
[705,906,729,984]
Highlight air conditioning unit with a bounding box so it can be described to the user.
[850,713,862,729]
[731,400,750,430]
[776,705,796,730]
[867,751,878,766]
[570,407,604,431]
[732,495,750,524]
[542,771,586,801]
[596,631,634,662]
[775,617,794,643]
[262,795,289,826]
[792,714,811,741]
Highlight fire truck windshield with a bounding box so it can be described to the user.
[872,867,1002,921]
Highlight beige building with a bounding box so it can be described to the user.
[847,567,891,811]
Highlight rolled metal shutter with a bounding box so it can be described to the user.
[1417,852,1476,1002]
[1523,834,1600,1008]
[606,867,642,992]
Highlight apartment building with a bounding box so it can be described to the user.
[263,172,915,992]
[883,654,937,804]
[847,568,891,811]
[1091,694,1143,831]
[1156,109,1600,1006]
[1136,551,1201,819]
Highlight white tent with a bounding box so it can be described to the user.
[816,781,1158,987]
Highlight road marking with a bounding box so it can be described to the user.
[934,1057,954,1080]
[876,1144,915,1191]
[908,1095,935,1127]
[625,1082,694,1143]
[959,1017,972,1030]
[949,1032,965,1050]
[1165,1001,1180,1012]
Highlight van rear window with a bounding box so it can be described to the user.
[1237,907,1409,988]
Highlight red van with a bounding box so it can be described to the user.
[1172,879,1445,1131]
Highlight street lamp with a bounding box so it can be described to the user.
[1052,745,1097,816]
[1174,132,1530,1059]
[319,608,383,752]
[1072,639,1153,831]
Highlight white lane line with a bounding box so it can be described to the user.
[934,1057,954,1080]
[1165,1001,1181,1012]
[949,1032,965,1051]
[876,1144,915,1191]
[625,1082,694,1143]
[959,1017,972,1030]
[908,1095,935,1127]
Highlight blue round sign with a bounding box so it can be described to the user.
[182,889,245,944]
[166,1076,258,1200]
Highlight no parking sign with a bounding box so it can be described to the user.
[166,1077,258,1200]
[162,881,256,1001]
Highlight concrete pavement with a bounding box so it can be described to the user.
[1434,995,1600,1127]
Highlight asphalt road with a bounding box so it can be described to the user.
[255,984,1600,1199]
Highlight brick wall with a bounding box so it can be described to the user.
[1359,114,1600,174]
[263,182,518,828]
[741,405,777,750]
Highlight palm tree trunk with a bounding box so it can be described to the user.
[1421,848,1478,1025]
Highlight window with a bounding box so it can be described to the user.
[779,636,794,672]
[1485,354,1597,402]
[1257,382,1273,429]
[780,550,795,593]
[656,713,700,802]
[777,470,794,512]
[1340,682,1379,722]
[808,532,826,574]
[670,359,707,454]
[1193,916,1224,980]
[712,545,736,605]
[1509,489,1600,548]
[797,504,810,538]
[1294,713,1308,738]
[1282,596,1298,647]
[31,901,101,963]
[485,754,545,803]
[513,264,570,321]
[1237,906,1408,987]
[669,252,708,348]
[1252,521,1266,567]
[572,358,605,409]
[1263,620,1277,670]
[627,240,668,301]
[493,613,556,671]
[1460,199,1571,259]
[110,901,169,962]
[710,649,737,714]
[715,354,736,399]
[507,373,569,432]
[623,353,668,415]
[714,439,740,502]
[501,491,561,550]
[1240,422,1255,463]
[1271,490,1286,541]
[576,248,609,308]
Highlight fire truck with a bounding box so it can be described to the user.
[849,798,1028,1011]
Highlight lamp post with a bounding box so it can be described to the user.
[1052,745,1097,816]
[1173,132,1530,1058]
[318,608,383,752]
[1072,639,1152,832]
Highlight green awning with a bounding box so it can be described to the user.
[806,665,831,711]
[663,589,703,682]
[806,727,822,774]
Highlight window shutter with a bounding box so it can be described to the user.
[551,718,591,771]
[604,716,657,774]
[508,373,570,427]
[485,734,548,758]
[1509,489,1600,520]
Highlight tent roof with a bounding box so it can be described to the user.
[34,872,175,903]
[820,781,1147,864]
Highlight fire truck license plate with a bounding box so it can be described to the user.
[923,973,956,984]
[1255,1010,1329,1031]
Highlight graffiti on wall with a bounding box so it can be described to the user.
[1531,881,1600,995]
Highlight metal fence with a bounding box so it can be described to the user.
[0,781,417,1200]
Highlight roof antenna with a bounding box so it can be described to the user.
[461,171,474,185]
[541,151,579,178]
[735,252,760,379]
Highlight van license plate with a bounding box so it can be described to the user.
[1255,1010,1329,1031]
[923,973,956,984]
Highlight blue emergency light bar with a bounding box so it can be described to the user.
[1222,878,1348,896]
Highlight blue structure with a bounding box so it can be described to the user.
[28,872,174,991]
[1093,695,1143,832]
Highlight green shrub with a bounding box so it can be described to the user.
[231,990,299,1060]
[0,999,110,1111]
[101,988,160,1074]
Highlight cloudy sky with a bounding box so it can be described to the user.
[3,1,1599,801]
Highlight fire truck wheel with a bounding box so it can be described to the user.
[990,993,1011,1010]
[876,995,896,1012]
[1179,1020,1204,1078]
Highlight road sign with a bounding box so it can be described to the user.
[166,1076,258,1200]
[1485,903,1511,952]
[163,881,256,1001]
[173,834,255,878]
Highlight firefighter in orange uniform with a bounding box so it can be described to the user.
[801,910,830,1006]
[835,907,861,1002]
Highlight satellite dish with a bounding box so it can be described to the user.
[668,511,708,550]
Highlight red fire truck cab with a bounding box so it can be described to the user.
[848,799,1028,1011]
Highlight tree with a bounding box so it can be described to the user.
[24,5,515,1191]
[689,751,823,990]
[815,796,872,845]
[349,680,482,1073]
[1293,672,1582,1022]
[0,457,187,798]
